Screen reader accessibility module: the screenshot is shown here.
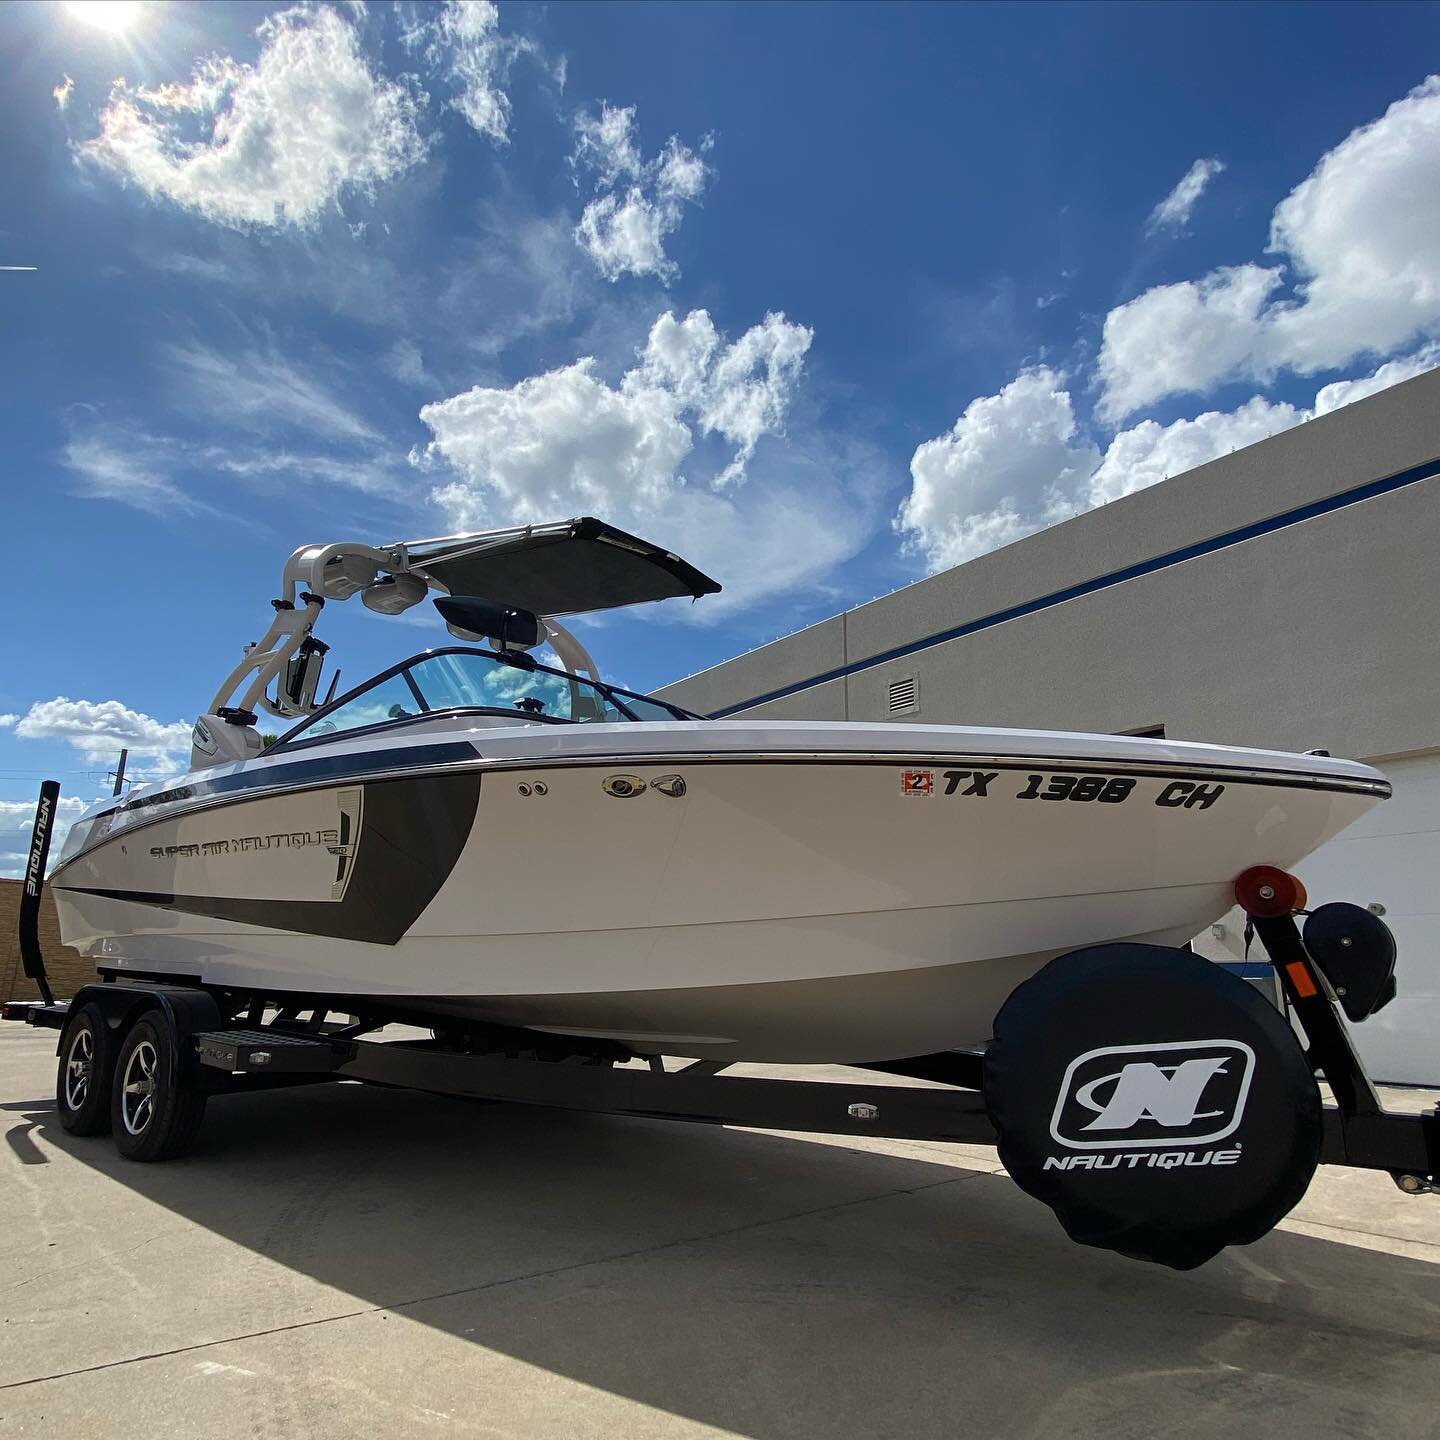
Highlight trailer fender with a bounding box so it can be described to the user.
[64,984,225,1096]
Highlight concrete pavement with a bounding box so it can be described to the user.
[2,1023,1438,1438]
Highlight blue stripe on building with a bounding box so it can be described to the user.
[711,454,1440,718]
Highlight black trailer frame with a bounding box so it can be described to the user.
[4,781,1436,1193]
[7,924,1437,1186]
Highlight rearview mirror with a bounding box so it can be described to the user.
[433,596,543,650]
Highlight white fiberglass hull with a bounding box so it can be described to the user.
[50,721,1388,1062]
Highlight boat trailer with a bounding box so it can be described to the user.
[5,781,1436,1270]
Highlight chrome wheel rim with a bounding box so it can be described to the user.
[64,1027,93,1111]
[120,1039,159,1136]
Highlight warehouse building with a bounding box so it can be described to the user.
[660,367,1440,1085]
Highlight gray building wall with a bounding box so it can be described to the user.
[660,367,1440,764]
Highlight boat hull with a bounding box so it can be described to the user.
[50,727,1388,1062]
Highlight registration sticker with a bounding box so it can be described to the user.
[901,769,934,797]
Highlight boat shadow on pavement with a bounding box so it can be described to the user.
[4,1070,1439,1440]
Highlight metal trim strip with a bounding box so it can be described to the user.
[706,453,1440,716]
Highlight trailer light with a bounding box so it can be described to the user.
[1283,962,1319,999]
[249,1052,272,1067]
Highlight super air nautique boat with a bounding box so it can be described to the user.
[48,517,1391,1064]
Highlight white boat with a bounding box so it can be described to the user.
[49,518,1390,1063]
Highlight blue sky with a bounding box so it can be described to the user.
[3,0,1440,869]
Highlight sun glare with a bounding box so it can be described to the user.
[65,1,143,35]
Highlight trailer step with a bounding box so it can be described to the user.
[195,1029,343,1074]
[2,1000,70,1028]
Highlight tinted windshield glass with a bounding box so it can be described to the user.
[607,689,688,722]
[410,652,611,722]
[284,649,696,743]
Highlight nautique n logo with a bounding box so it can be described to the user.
[1049,1040,1255,1151]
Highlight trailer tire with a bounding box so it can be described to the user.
[110,1014,208,1162]
[56,1002,116,1136]
[984,943,1321,1270]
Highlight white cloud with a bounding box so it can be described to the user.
[1311,342,1440,415]
[139,184,589,368]
[414,0,539,144]
[53,74,74,111]
[571,104,712,282]
[61,412,403,520]
[164,340,382,444]
[1100,75,1440,420]
[572,101,644,184]
[575,193,671,285]
[61,331,408,517]
[0,795,94,878]
[1267,78,1440,371]
[14,698,194,766]
[417,307,811,509]
[1095,346,1439,505]
[79,6,427,230]
[1098,263,1283,422]
[414,307,869,612]
[1088,396,1304,506]
[636,310,814,485]
[898,367,1099,571]
[423,358,695,520]
[902,346,1437,571]
[0,714,17,727]
[0,796,90,832]
[1146,157,1225,233]
[8,699,191,812]
[383,338,433,389]
[436,1,508,141]
[62,426,210,517]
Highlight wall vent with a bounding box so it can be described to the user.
[886,676,919,715]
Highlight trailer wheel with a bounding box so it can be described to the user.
[110,1015,208,1162]
[56,1002,116,1136]
[984,943,1321,1270]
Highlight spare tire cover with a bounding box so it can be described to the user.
[984,943,1320,1270]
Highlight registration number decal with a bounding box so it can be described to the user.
[900,769,1226,810]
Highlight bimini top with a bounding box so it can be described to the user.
[399,517,720,616]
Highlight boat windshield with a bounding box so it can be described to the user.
[277,647,700,746]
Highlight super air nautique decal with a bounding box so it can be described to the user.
[149,830,342,860]
[900,766,1226,810]
[141,786,365,899]
[65,772,480,946]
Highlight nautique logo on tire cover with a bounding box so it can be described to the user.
[1049,1040,1255,1151]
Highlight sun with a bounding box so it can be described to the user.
[65,0,143,35]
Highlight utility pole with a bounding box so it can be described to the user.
[110,748,129,797]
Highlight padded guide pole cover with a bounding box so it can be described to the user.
[19,780,61,1005]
